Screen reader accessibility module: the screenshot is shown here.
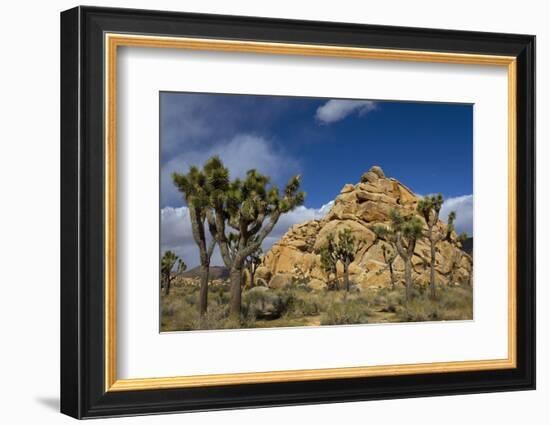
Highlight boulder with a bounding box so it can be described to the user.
[255,266,272,282]
[268,273,294,289]
[261,165,473,290]
[340,183,355,194]
[360,165,385,183]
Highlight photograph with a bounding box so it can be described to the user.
[159,92,474,331]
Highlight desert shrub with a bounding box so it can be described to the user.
[437,284,473,320]
[212,286,230,306]
[242,287,285,320]
[194,304,231,330]
[282,289,322,317]
[159,277,473,331]
[394,284,473,322]
[161,298,179,318]
[397,298,441,322]
[372,287,404,310]
[160,285,231,331]
[320,299,370,326]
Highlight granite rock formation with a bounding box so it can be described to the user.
[259,166,473,291]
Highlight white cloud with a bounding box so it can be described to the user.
[315,100,377,124]
[162,134,300,207]
[262,201,334,249]
[161,201,334,269]
[440,194,473,236]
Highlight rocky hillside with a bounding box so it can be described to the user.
[257,166,473,291]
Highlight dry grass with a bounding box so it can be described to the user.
[160,282,473,332]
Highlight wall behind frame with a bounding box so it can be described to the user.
[0,1,543,424]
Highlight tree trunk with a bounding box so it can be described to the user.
[229,267,243,320]
[199,263,209,316]
[343,261,350,292]
[429,239,436,299]
[404,258,412,302]
[164,276,171,296]
[389,263,395,290]
[249,268,255,288]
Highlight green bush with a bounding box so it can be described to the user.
[242,287,285,320]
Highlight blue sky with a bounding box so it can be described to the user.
[160,92,473,268]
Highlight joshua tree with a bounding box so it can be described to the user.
[456,231,468,247]
[202,156,305,320]
[417,194,458,299]
[292,263,310,287]
[381,243,398,289]
[316,229,362,292]
[416,194,443,298]
[334,228,363,292]
[172,166,216,316]
[388,209,423,301]
[448,231,470,286]
[372,226,398,290]
[244,247,262,288]
[317,233,339,289]
[447,249,463,287]
[160,250,187,295]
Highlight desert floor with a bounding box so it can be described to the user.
[160,282,473,332]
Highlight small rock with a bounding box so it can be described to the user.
[340,184,355,194]
[370,165,385,178]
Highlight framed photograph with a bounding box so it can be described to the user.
[60,6,535,419]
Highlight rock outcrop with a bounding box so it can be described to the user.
[261,166,473,291]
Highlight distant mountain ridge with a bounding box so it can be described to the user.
[181,266,229,279]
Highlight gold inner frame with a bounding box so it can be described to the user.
[104,33,517,392]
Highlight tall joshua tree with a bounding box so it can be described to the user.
[417,194,444,299]
[172,166,216,316]
[417,194,458,299]
[334,228,363,292]
[244,247,262,288]
[381,243,397,289]
[390,209,423,301]
[203,156,305,320]
[317,233,339,289]
[449,231,469,286]
[372,226,398,290]
[160,250,187,295]
[317,229,363,292]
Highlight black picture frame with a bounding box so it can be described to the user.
[61,5,535,419]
